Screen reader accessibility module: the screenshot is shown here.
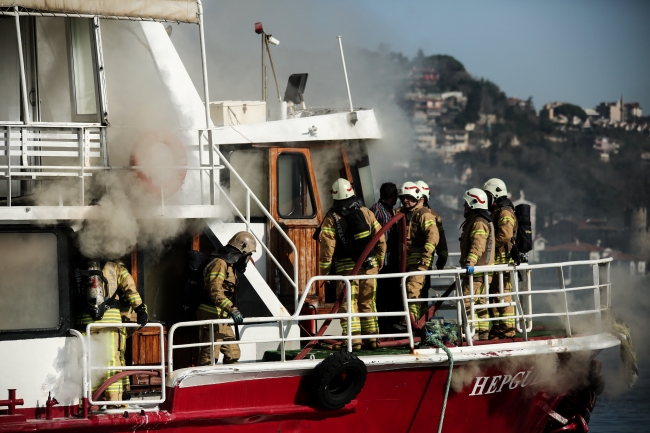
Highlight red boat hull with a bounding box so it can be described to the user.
[1,356,575,433]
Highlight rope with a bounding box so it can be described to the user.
[424,321,457,433]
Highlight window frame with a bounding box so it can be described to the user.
[66,17,101,123]
[276,152,318,220]
[0,225,72,341]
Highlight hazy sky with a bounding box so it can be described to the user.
[187,0,650,112]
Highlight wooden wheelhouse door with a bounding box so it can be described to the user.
[269,148,323,310]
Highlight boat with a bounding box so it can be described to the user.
[0,2,622,432]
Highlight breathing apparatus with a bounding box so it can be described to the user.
[79,260,119,321]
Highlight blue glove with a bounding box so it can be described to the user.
[231,309,244,325]
[463,266,474,275]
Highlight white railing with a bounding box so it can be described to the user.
[198,129,299,294]
[167,257,612,371]
[0,124,106,206]
[69,323,166,408]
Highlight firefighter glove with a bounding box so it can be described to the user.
[231,309,244,325]
[463,266,474,275]
[134,304,148,327]
[436,256,447,270]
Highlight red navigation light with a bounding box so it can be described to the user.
[255,22,263,34]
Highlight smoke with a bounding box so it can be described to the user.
[170,2,415,197]
[452,350,594,398]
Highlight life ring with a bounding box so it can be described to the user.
[129,132,188,197]
[312,351,367,409]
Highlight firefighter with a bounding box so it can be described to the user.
[319,178,386,350]
[459,188,495,341]
[79,259,148,403]
[370,182,400,333]
[394,181,439,330]
[416,180,449,270]
[483,178,517,339]
[196,231,255,365]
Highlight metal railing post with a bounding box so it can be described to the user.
[78,127,85,205]
[209,323,215,366]
[6,126,11,206]
[469,274,475,337]
[511,269,527,341]
[592,264,602,332]
[346,280,353,352]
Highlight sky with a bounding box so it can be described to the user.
[175,0,650,112]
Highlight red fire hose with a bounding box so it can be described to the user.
[294,213,407,360]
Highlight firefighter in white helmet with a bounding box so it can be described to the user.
[416,180,449,270]
[319,178,386,350]
[196,231,256,364]
[459,188,495,340]
[483,178,517,339]
[394,181,439,330]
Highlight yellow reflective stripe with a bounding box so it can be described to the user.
[126,293,142,303]
[467,253,479,261]
[117,270,129,285]
[422,220,435,229]
[209,272,226,281]
[353,230,371,240]
[499,216,515,224]
[470,230,488,237]
[197,303,229,317]
[322,227,336,234]
[424,242,435,251]
[320,261,332,269]
[372,221,381,229]
[79,308,123,325]
[218,299,233,310]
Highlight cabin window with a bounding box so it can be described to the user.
[311,147,342,212]
[69,18,98,116]
[277,153,316,218]
[230,149,269,218]
[0,232,59,331]
[0,17,21,122]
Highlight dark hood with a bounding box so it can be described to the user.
[331,196,363,216]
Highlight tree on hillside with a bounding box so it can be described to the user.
[554,104,587,121]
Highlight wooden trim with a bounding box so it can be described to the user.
[130,246,138,287]
[270,147,323,226]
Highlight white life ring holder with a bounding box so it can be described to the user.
[129,132,188,197]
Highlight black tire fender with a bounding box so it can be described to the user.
[312,350,367,409]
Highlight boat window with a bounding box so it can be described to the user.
[0,17,21,122]
[230,149,269,217]
[277,153,315,218]
[0,232,59,331]
[36,17,74,122]
[69,18,98,116]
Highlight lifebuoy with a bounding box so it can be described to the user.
[312,351,367,409]
[129,132,188,197]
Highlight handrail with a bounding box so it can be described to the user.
[199,130,299,293]
[84,322,166,407]
[167,256,612,369]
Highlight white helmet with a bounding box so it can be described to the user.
[331,178,354,200]
[483,178,508,199]
[398,181,422,201]
[415,180,430,200]
[463,188,489,210]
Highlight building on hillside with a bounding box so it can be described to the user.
[593,137,620,154]
[625,102,643,119]
[596,96,625,122]
[542,101,565,120]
